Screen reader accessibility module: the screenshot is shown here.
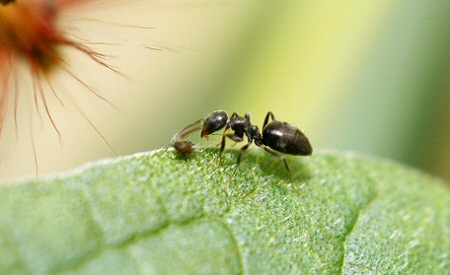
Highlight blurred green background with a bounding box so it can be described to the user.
[1,1,449,182]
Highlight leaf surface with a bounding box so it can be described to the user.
[0,148,448,274]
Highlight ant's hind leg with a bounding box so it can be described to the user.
[263,111,276,129]
[261,146,294,184]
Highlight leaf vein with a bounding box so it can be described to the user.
[220,219,245,275]
[339,192,378,274]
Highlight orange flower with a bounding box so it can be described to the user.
[0,0,122,173]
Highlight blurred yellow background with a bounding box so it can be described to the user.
[1,1,449,182]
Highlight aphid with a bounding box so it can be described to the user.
[171,140,194,155]
[169,118,202,155]
[171,110,312,182]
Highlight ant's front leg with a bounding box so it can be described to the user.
[219,128,244,164]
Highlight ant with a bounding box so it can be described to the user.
[170,110,312,182]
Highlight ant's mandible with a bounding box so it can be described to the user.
[170,110,312,182]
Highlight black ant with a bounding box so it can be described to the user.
[170,110,312,182]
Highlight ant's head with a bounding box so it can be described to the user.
[200,110,228,138]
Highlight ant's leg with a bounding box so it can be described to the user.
[263,111,276,129]
[260,145,294,183]
[218,111,241,153]
[219,125,230,163]
[236,141,251,166]
[220,130,245,163]
[226,140,252,184]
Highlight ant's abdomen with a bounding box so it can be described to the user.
[262,121,312,156]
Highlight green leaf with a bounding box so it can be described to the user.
[0,148,448,274]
